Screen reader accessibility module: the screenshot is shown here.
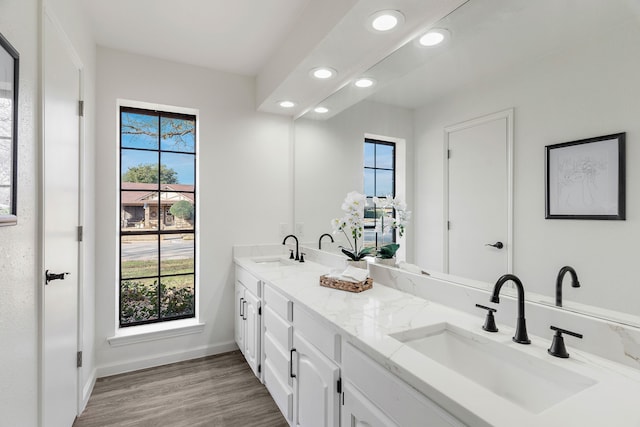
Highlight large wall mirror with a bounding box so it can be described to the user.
[294,0,640,327]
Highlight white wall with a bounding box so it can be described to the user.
[95,47,292,374]
[0,1,39,425]
[414,20,640,316]
[294,100,414,259]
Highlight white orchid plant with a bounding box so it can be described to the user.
[372,195,411,259]
[331,191,375,261]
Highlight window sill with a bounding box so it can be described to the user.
[107,319,205,347]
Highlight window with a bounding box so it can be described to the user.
[119,107,196,327]
[363,138,395,248]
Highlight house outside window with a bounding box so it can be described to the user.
[119,106,196,327]
[363,138,395,248]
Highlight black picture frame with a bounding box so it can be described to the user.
[545,133,625,220]
[0,31,19,226]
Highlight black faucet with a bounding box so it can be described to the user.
[555,266,580,307]
[490,274,531,344]
[282,234,299,261]
[318,233,334,250]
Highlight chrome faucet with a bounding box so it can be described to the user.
[318,233,334,250]
[555,266,580,307]
[490,274,531,344]
[282,234,300,261]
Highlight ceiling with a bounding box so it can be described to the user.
[83,0,312,76]
[82,0,469,117]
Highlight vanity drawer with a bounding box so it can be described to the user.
[236,266,261,296]
[294,304,341,363]
[264,282,293,321]
[264,305,292,350]
[264,358,293,422]
[263,331,292,387]
[343,343,463,427]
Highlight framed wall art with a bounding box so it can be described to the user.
[546,133,625,220]
[0,32,19,226]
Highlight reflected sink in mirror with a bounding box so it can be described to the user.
[390,323,596,413]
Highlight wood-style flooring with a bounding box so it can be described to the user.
[73,351,288,427]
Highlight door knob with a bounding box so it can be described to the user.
[45,270,70,284]
[485,242,504,249]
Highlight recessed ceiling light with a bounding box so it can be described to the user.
[314,106,329,114]
[418,28,450,47]
[368,10,404,32]
[354,78,375,88]
[279,100,295,108]
[310,67,336,79]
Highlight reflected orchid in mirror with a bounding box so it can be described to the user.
[331,191,374,261]
[372,195,411,237]
[372,195,411,259]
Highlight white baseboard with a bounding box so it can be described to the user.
[95,341,239,378]
[80,368,97,413]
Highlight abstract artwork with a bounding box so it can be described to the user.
[546,133,625,220]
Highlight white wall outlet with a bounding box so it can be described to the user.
[295,222,304,237]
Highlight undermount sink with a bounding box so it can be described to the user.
[390,323,596,414]
[251,257,296,267]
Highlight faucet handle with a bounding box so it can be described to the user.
[299,252,305,263]
[289,249,294,259]
[475,304,498,333]
[548,325,583,358]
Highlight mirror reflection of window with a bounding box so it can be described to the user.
[364,138,396,248]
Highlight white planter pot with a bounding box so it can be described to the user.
[376,258,396,267]
[346,260,368,269]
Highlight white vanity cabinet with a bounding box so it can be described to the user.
[342,380,397,427]
[291,304,342,427]
[343,342,465,427]
[292,331,340,427]
[262,282,294,423]
[234,266,261,378]
[262,280,341,427]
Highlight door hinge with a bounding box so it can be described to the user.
[77,351,83,368]
[337,378,342,394]
[78,100,84,117]
[258,306,262,316]
[447,149,451,159]
[77,225,83,242]
[447,221,451,230]
[258,364,261,374]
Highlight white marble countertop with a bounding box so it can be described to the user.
[235,254,640,427]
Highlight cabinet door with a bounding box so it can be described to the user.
[244,289,261,377]
[234,282,245,355]
[293,332,340,427]
[342,381,397,427]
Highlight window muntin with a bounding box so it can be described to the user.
[363,138,396,248]
[119,107,196,327]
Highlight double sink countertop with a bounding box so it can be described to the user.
[234,254,640,427]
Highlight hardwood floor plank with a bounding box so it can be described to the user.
[74,351,288,427]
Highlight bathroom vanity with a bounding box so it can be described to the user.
[234,244,640,427]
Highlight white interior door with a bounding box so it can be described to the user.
[42,13,81,427]
[445,110,513,283]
